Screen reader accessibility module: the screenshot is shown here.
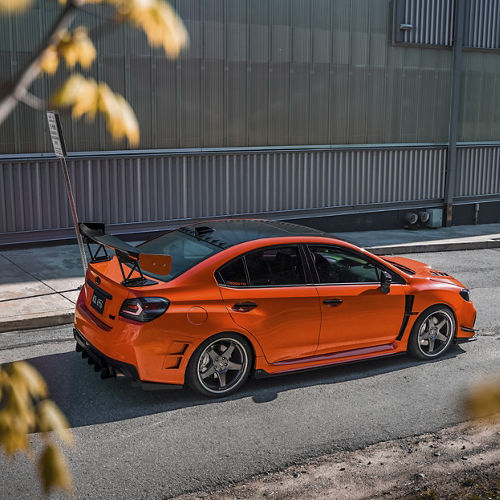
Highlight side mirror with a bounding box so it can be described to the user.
[380,271,392,294]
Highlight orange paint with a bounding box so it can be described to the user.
[74,222,477,391]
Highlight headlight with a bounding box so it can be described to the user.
[459,289,470,302]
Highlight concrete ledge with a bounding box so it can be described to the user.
[0,312,74,334]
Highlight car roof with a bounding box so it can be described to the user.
[177,219,328,249]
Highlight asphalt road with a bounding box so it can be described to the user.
[0,249,499,499]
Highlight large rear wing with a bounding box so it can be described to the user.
[79,222,171,286]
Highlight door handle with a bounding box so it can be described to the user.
[232,302,258,312]
[323,298,343,306]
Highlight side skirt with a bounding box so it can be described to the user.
[254,344,406,379]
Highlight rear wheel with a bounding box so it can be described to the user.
[408,305,456,360]
[187,333,253,397]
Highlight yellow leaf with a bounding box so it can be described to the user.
[9,361,48,399]
[4,382,30,421]
[50,74,99,120]
[465,380,500,420]
[39,46,59,75]
[50,74,88,108]
[38,443,73,494]
[37,400,74,445]
[0,410,30,456]
[58,27,96,70]
[0,0,32,14]
[115,0,189,58]
[98,84,140,146]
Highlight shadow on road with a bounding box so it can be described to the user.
[25,343,467,429]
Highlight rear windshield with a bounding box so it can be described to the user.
[137,231,221,281]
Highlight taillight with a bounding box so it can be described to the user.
[119,297,170,322]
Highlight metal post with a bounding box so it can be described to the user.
[60,156,88,271]
[444,0,466,227]
[46,111,87,272]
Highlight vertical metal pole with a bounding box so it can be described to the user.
[60,157,88,272]
[444,0,466,227]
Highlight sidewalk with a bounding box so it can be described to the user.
[1,223,500,333]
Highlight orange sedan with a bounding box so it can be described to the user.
[74,219,477,397]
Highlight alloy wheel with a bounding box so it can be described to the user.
[417,309,455,357]
[196,337,249,394]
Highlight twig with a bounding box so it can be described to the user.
[0,0,82,125]
[16,90,46,111]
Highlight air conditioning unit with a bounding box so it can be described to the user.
[426,208,443,228]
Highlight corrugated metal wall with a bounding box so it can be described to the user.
[3,0,496,153]
[394,0,500,49]
[456,144,500,197]
[1,143,498,236]
[393,0,455,46]
[464,0,500,49]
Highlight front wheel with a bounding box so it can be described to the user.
[187,333,253,397]
[407,305,456,360]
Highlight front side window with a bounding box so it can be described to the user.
[309,246,381,284]
[245,246,306,286]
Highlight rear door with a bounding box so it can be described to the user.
[218,246,321,364]
[308,245,406,354]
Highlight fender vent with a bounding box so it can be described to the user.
[430,270,449,276]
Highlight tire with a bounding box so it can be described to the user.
[186,333,253,397]
[407,305,456,360]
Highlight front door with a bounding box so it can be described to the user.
[217,246,321,364]
[308,245,406,354]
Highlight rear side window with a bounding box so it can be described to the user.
[137,231,220,281]
[245,246,306,286]
[218,258,248,286]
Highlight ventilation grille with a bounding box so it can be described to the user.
[430,270,449,276]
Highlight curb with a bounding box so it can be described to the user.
[0,312,74,334]
[368,239,500,255]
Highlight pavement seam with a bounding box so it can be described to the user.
[0,288,80,303]
[0,252,81,306]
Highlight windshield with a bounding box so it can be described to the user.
[137,231,221,281]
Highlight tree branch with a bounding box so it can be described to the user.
[16,90,46,111]
[0,0,82,125]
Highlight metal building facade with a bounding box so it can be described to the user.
[1,0,500,242]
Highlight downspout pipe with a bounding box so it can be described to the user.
[444,0,466,227]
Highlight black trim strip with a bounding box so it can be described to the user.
[86,279,113,300]
[460,326,477,333]
[396,295,415,341]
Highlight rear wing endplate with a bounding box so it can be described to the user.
[79,222,171,286]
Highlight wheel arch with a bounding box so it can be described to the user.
[186,330,259,371]
[414,302,458,338]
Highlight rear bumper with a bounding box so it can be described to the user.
[74,328,184,389]
[74,328,139,379]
